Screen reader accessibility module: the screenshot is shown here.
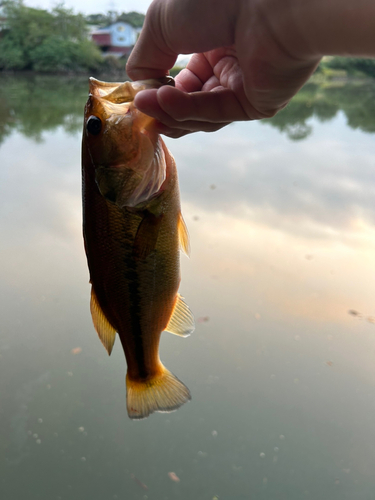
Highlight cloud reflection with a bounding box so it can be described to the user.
[2,78,375,494]
[171,114,375,240]
[1,76,375,329]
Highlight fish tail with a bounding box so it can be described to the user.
[126,365,191,420]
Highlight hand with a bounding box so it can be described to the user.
[126,0,375,138]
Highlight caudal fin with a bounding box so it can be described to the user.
[126,366,191,420]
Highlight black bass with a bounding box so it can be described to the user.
[81,77,194,419]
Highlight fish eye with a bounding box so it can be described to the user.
[86,115,102,135]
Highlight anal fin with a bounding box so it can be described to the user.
[90,287,116,355]
[164,294,195,337]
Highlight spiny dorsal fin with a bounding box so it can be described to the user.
[164,294,195,337]
[90,287,116,355]
[178,213,190,257]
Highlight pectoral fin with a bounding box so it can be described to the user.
[133,212,164,261]
[90,287,116,355]
[178,213,190,257]
[164,294,195,337]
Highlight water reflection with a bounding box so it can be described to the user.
[2,74,375,500]
[264,81,375,140]
[0,74,88,143]
[1,75,375,144]
[176,117,375,240]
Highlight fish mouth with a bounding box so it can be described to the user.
[88,77,174,128]
[87,78,173,208]
[86,76,175,133]
[89,76,174,103]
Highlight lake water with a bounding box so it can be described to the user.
[1,74,375,500]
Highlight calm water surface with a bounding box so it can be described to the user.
[1,75,375,499]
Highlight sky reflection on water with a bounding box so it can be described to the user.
[1,76,375,500]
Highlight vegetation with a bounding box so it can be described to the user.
[85,12,114,26]
[85,11,145,28]
[318,56,375,79]
[0,1,103,72]
[0,74,88,144]
[264,80,375,140]
[116,11,145,28]
[0,74,375,146]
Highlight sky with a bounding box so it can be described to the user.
[23,0,153,15]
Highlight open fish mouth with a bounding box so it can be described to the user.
[86,77,174,208]
[89,76,175,104]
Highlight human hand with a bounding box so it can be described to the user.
[126,0,320,137]
[126,0,375,138]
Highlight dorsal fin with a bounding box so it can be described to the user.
[90,287,116,355]
[164,294,195,337]
[178,213,190,257]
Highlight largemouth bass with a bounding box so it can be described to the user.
[81,77,194,419]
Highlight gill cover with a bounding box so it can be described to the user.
[84,77,174,208]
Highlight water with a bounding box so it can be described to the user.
[1,74,375,499]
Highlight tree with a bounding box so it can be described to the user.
[324,57,375,78]
[85,11,145,28]
[0,1,103,72]
[116,11,145,28]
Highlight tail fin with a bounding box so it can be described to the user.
[126,365,191,420]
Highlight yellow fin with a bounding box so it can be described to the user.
[90,287,116,355]
[178,213,190,257]
[164,294,195,338]
[126,365,191,419]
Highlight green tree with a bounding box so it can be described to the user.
[85,13,110,25]
[85,11,145,28]
[0,1,103,72]
[29,37,74,72]
[116,11,145,28]
[324,57,375,78]
[0,38,24,70]
[264,81,375,140]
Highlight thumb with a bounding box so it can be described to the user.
[126,0,238,81]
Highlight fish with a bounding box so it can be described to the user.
[81,77,194,419]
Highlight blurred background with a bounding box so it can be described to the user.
[1,2,375,500]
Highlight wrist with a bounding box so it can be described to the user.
[259,0,375,59]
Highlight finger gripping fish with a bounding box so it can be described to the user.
[81,77,194,419]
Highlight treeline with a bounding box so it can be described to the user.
[264,81,375,141]
[321,57,375,78]
[1,74,375,146]
[0,75,87,144]
[0,2,145,73]
[1,1,374,78]
[86,11,145,28]
[0,2,103,71]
